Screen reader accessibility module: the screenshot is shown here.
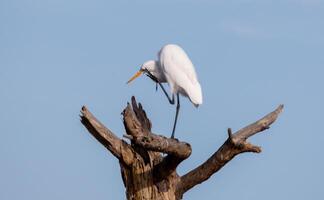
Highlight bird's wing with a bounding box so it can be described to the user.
[159,44,199,85]
[159,44,202,105]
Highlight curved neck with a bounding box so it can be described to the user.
[142,60,166,82]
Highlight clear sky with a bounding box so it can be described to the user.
[1,0,323,199]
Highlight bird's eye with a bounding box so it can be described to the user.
[142,68,149,73]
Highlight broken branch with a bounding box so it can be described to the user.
[177,104,284,195]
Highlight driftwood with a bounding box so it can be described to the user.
[80,96,283,200]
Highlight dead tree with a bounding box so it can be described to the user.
[80,96,283,200]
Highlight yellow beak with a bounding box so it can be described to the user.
[127,70,143,84]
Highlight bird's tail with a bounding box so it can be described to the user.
[187,82,203,106]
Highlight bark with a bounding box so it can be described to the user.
[80,96,283,200]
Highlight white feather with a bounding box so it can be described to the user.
[159,44,202,105]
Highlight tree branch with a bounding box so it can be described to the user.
[177,105,284,195]
[80,106,134,165]
[232,104,284,144]
[122,96,192,159]
[122,97,192,181]
[123,133,192,159]
[80,97,283,199]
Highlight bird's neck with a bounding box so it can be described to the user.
[145,60,167,83]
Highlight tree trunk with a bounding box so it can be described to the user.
[80,96,283,200]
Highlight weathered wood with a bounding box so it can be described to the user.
[177,105,284,195]
[80,106,134,165]
[80,97,283,200]
[121,97,187,200]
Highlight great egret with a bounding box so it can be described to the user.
[127,44,202,138]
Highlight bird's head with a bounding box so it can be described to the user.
[127,60,157,84]
[141,60,156,72]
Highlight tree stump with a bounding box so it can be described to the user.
[80,96,283,200]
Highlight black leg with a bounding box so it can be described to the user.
[171,93,180,139]
[144,69,175,104]
[144,69,179,138]
[158,82,175,104]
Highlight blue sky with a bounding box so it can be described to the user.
[1,0,323,199]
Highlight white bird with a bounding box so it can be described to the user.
[127,44,202,138]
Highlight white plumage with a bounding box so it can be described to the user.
[159,44,202,106]
[127,44,203,138]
